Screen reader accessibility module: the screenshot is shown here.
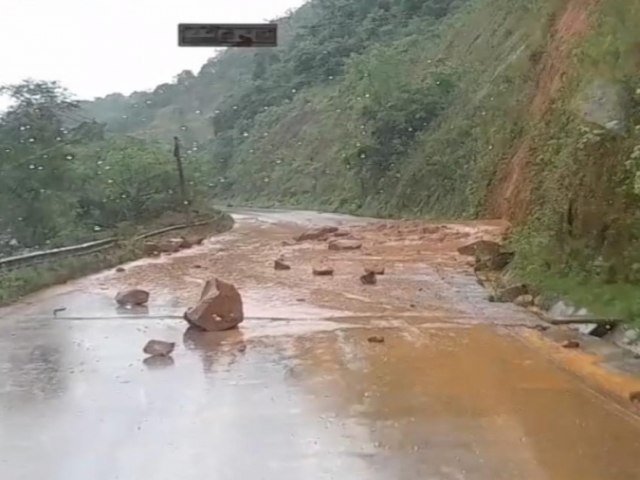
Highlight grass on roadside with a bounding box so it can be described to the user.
[0,208,234,306]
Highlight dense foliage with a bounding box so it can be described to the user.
[0,80,201,250]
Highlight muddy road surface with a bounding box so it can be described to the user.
[1,209,640,480]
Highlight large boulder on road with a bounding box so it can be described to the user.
[295,226,339,242]
[183,278,244,331]
[115,288,150,306]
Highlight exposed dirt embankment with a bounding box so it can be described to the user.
[487,0,600,223]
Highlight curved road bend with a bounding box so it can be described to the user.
[1,208,639,480]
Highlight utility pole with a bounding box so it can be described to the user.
[173,136,192,225]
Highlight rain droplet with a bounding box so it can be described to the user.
[360,153,366,159]
[291,88,297,93]
[180,125,187,130]
[107,179,113,184]
[65,154,74,160]
[232,106,238,110]
[145,100,152,105]
[56,137,62,141]
[243,132,249,137]
[28,164,35,169]
[37,166,44,170]
[93,226,102,231]
[121,115,128,119]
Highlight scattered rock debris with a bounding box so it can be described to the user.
[192,264,203,269]
[513,294,534,308]
[360,271,377,285]
[328,239,363,251]
[365,265,385,275]
[368,335,385,343]
[295,226,339,242]
[115,267,126,273]
[115,289,150,306]
[561,340,581,349]
[312,264,334,276]
[53,307,67,317]
[491,284,528,303]
[143,340,175,357]
[274,258,291,270]
[457,240,502,257]
[629,391,640,405]
[183,278,244,331]
[332,230,351,237]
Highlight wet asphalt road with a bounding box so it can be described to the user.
[1,209,640,480]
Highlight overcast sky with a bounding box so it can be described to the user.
[0,0,306,101]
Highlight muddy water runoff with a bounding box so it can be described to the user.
[0,208,639,480]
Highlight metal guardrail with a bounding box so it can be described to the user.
[0,219,213,273]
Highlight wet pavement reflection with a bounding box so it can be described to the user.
[1,209,639,480]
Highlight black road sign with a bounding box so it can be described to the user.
[178,23,278,47]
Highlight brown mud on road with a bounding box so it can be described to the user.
[1,208,640,480]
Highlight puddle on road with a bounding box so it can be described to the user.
[1,317,639,480]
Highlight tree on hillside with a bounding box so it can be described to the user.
[0,80,80,246]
